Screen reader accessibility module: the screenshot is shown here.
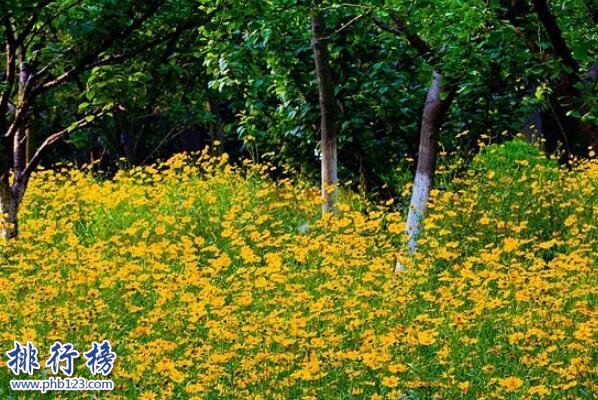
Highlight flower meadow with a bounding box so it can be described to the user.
[0,140,596,399]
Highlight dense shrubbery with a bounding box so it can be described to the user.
[0,140,595,399]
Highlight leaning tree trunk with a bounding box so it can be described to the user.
[399,71,453,271]
[311,10,338,214]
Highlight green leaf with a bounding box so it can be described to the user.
[573,44,588,60]
[67,122,80,133]
[534,86,544,101]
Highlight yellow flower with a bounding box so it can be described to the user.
[2,142,596,399]
[503,237,519,252]
[564,215,577,227]
[417,329,438,346]
[388,223,402,233]
[240,245,260,263]
[459,381,470,393]
[508,332,525,344]
[528,385,550,396]
[155,225,166,236]
[388,363,408,373]
[573,323,593,342]
[381,376,399,387]
[338,203,350,212]
[500,376,524,392]
[210,253,231,269]
[185,384,206,394]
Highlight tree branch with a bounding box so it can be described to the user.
[14,111,105,192]
[532,0,578,74]
[371,13,433,62]
[372,16,402,36]
[84,19,200,71]
[322,12,371,40]
[388,11,432,60]
[14,0,54,50]
[34,1,164,94]
[26,0,85,49]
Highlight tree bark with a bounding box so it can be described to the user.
[0,174,18,240]
[14,49,30,179]
[400,71,454,271]
[371,13,456,270]
[311,10,338,214]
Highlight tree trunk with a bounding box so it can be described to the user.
[532,0,578,73]
[13,50,30,179]
[0,174,18,240]
[25,125,32,164]
[311,10,338,214]
[530,0,597,154]
[495,0,595,155]
[399,71,453,271]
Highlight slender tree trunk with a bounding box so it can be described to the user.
[399,71,453,271]
[25,125,32,164]
[1,48,28,240]
[0,174,18,240]
[371,13,456,271]
[14,125,27,179]
[311,10,338,214]
[13,50,30,179]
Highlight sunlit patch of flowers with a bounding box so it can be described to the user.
[0,141,596,399]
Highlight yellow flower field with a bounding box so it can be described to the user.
[0,140,596,399]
